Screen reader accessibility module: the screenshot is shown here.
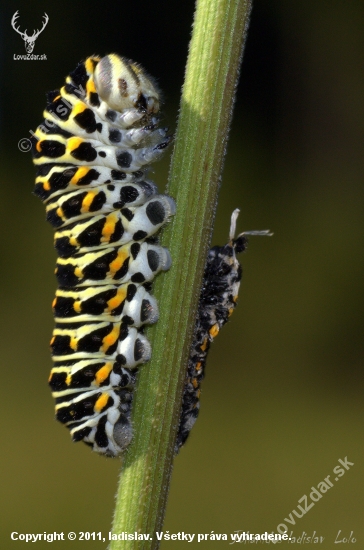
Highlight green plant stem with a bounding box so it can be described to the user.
[110,0,252,547]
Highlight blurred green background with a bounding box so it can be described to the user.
[1,0,363,548]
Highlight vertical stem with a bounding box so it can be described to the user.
[110,0,252,547]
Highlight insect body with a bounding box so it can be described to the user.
[176,210,271,451]
[32,54,175,456]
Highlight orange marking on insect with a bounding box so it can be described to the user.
[228,307,234,317]
[192,378,199,389]
[81,192,95,212]
[200,338,208,352]
[43,181,51,191]
[65,373,72,386]
[107,287,126,311]
[102,213,118,239]
[53,95,61,102]
[209,324,219,338]
[109,250,128,274]
[94,393,109,413]
[71,166,89,184]
[86,79,96,95]
[52,298,57,309]
[36,140,43,153]
[195,362,202,373]
[85,58,96,75]
[56,207,63,219]
[74,267,83,279]
[69,337,78,351]
[68,136,83,152]
[102,326,120,352]
[95,363,113,385]
[72,102,86,116]
[73,301,82,313]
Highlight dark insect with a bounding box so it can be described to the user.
[176,210,271,451]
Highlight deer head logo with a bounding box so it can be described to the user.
[11,11,49,54]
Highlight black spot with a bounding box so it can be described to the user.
[74,108,97,133]
[106,109,117,122]
[122,315,134,326]
[77,323,113,352]
[130,243,140,259]
[74,217,106,249]
[115,354,127,366]
[136,93,147,110]
[117,151,132,168]
[72,426,92,442]
[121,208,134,221]
[69,61,88,91]
[71,142,97,162]
[59,192,87,218]
[56,263,79,288]
[109,219,124,243]
[54,236,77,258]
[111,170,127,180]
[46,208,63,228]
[107,184,115,191]
[120,186,139,204]
[233,236,248,254]
[48,371,67,391]
[119,325,129,341]
[140,299,151,322]
[38,140,66,158]
[109,129,122,143]
[147,250,159,272]
[89,92,101,107]
[133,230,148,241]
[83,248,118,281]
[98,151,106,158]
[126,284,137,302]
[51,334,73,356]
[96,123,103,133]
[114,257,130,280]
[146,200,166,225]
[95,415,109,448]
[131,273,145,283]
[89,191,107,211]
[78,168,100,185]
[154,139,170,150]
[134,338,145,361]
[45,97,72,121]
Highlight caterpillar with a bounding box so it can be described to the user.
[175,210,271,452]
[32,54,175,456]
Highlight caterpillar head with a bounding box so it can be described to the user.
[94,53,160,114]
